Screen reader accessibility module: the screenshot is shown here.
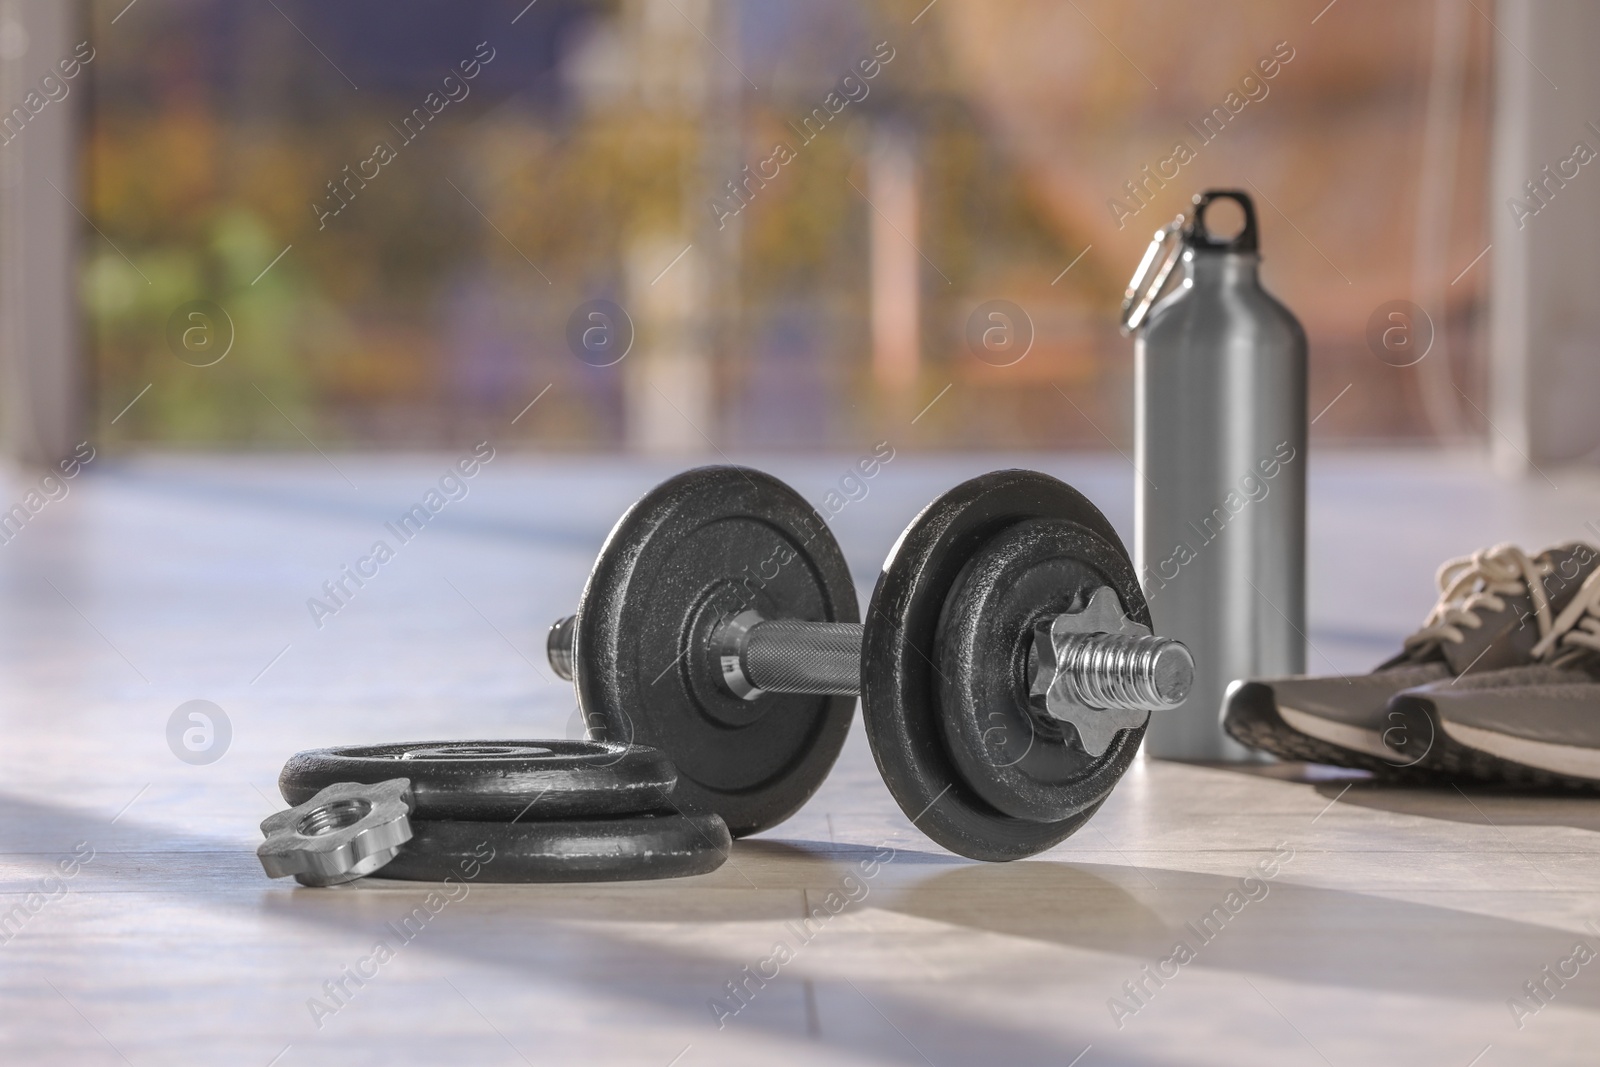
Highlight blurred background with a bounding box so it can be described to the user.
[1,0,1597,465]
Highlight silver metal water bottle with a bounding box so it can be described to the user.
[1121,190,1307,760]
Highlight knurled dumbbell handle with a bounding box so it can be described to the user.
[547,613,861,696]
[736,619,863,696]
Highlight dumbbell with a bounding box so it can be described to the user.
[546,466,1192,861]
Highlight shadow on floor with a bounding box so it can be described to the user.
[1313,778,1600,832]
[5,788,1598,1065]
[1200,756,1600,832]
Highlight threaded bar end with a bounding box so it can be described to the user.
[1052,633,1193,712]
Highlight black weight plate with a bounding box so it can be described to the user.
[860,469,1148,861]
[279,740,676,821]
[937,516,1146,822]
[573,466,858,837]
[376,811,731,883]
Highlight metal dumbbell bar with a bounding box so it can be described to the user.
[550,465,1192,862]
[550,604,1192,721]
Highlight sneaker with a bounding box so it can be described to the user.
[1384,568,1600,786]
[1222,541,1599,777]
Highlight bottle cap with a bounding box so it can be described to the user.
[1185,190,1259,254]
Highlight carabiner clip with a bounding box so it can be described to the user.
[1118,215,1185,335]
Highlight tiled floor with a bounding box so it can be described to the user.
[2,450,1598,1065]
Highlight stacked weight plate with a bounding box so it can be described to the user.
[276,740,730,883]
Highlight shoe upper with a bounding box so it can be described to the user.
[1256,661,1449,733]
[1389,541,1598,675]
[1237,543,1599,747]
[1531,564,1600,666]
[1411,567,1600,750]
[1414,662,1579,693]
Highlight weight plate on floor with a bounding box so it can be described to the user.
[937,515,1146,822]
[860,469,1148,861]
[279,740,676,821]
[376,811,731,883]
[572,466,858,837]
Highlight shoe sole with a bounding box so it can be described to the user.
[1226,682,1600,790]
[1222,682,1449,782]
[1383,689,1600,789]
[1277,703,1403,761]
[1439,719,1600,781]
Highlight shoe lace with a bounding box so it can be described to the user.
[1402,543,1554,652]
[1532,567,1600,662]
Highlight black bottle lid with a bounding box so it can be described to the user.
[1185,190,1258,254]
